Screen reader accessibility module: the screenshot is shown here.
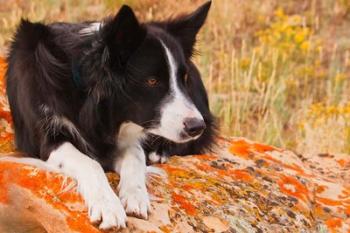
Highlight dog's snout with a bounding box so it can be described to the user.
[183,117,206,137]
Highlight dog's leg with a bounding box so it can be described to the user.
[115,122,150,219]
[115,144,150,219]
[47,142,126,229]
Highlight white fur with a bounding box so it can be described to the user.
[114,122,150,219]
[148,152,161,164]
[160,154,169,163]
[148,151,168,164]
[148,41,204,143]
[47,142,126,229]
[79,22,102,35]
[146,166,167,177]
[116,122,146,149]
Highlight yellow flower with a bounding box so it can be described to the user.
[274,8,285,19]
[294,32,305,44]
[239,58,251,70]
[335,73,347,83]
[300,41,309,52]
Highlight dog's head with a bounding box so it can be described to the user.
[82,2,211,143]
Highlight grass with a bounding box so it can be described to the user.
[0,0,349,154]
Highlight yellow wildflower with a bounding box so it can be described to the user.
[294,32,305,44]
[300,41,309,52]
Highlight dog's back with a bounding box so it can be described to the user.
[6,20,89,159]
[7,18,216,161]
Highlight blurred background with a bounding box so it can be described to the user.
[0,0,349,155]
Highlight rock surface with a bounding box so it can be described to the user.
[0,58,349,233]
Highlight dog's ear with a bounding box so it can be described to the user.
[165,1,211,57]
[102,5,146,68]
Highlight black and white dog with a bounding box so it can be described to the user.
[5,1,215,229]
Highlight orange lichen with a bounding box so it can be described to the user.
[194,161,253,183]
[325,217,342,232]
[195,163,216,173]
[263,154,281,164]
[209,192,226,205]
[337,159,346,168]
[264,154,313,177]
[0,111,12,124]
[160,164,188,176]
[172,193,197,216]
[181,181,207,192]
[278,175,309,202]
[0,161,98,232]
[253,143,276,153]
[181,183,194,191]
[229,139,251,157]
[229,139,277,159]
[159,225,172,233]
[66,215,100,233]
[0,58,6,69]
[0,162,18,203]
[229,169,253,182]
[315,185,327,194]
[317,197,343,206]
[0,170,8,203]
[0,58,6,67]
[345,205,350,215]
[314,204,327,218]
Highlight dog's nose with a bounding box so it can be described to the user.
[183,117,206,137]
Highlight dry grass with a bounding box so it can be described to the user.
[1,0,349,154]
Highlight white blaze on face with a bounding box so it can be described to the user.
[148,40,204,143]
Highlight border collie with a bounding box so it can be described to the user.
[5,1,215,229]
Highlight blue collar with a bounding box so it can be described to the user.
[71,60,84,89]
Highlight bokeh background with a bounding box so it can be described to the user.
[0,0,349,154]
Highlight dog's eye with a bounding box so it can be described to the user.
[146,78,158,87]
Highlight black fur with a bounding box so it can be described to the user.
[6,2,216,170]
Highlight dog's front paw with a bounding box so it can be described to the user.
[119,184,150,219]
[148,151,169,164]
[87,189,127,230]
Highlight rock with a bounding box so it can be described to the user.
[0,60,349,233]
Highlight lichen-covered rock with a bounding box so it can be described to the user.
[0,58,349,233]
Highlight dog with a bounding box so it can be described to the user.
[5,1,215,229]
